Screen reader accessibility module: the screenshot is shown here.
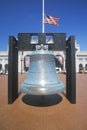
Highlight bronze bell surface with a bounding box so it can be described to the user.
[20,45,65,95]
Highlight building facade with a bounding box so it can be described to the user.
[0,51,8,74]
[0,42,87,74]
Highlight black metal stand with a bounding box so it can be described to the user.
[66,36,76,104]
[8,33,76,104]
[8,36,18,104]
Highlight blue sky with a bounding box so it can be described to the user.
[0,0,87,51]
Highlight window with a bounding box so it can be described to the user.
[5,64,8,71]
[0,64,2,71]
[55,55,63,70]
[85,58,87,61]
[79,58,83,61]
[24,55,30,72]
[46,35,54,44]
[0,59,2,61]
[79,64,83,70]
[4,58,8,61]
[30,35,38,44]
[85,64,87,70]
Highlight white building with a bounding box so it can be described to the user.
[75,43,87,72]
[0,51,8,74]
[0,42,87,73]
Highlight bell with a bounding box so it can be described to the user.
[20,45,65,95]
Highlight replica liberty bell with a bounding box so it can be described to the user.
[20,44,65,95]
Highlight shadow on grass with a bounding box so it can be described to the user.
[22,94,63,107]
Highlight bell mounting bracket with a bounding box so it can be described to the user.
[8,33,76,104]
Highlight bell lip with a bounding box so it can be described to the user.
[20,83,65,95]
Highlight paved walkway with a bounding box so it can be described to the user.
[0,74,87,130]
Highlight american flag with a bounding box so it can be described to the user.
[44,14,59,26]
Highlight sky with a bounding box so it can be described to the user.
[0,0,87,51]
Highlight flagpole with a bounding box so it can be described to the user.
[42,0,44,33]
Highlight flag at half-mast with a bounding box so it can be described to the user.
[44,14,59,26]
